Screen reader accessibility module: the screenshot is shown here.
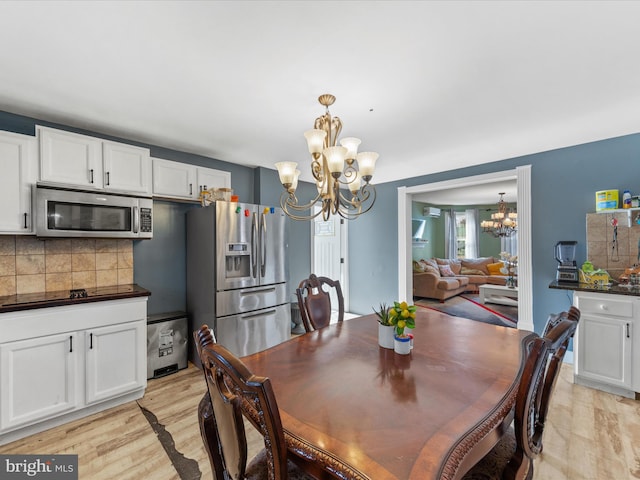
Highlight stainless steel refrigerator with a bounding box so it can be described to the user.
[186,202,290,361]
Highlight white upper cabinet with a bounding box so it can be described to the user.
[102,141,151,194]
[197,167,231,194]
[152,157,197,199]
[152,157,231,201]
[38,126,103,188]
[0,131,37,234]
[37,126,151,195]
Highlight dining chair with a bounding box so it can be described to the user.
[462,309,579,480]
[296,273,344,332]
[542,305,580,336]
[194,325,313,480]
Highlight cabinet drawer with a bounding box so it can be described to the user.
[577,295,634,318]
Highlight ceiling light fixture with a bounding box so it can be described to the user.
[481,192,518,237]
[275,94,378,221]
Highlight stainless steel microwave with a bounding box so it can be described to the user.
[34,185,153,239]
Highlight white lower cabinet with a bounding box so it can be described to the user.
[0,332,79,431]
[573,291,636,397]
[85,321,146,405]
[0,298,147,445]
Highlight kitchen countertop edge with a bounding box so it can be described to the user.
[0,284,151,314]
[549,280,640,297]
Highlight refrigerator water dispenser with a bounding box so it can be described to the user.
[225,243,250,279]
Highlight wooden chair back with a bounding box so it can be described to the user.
[508,309,579,478]
[296,273,344,331]
[538,308,580,432]
[194,325,290,480]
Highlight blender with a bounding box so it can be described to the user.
[555,241,578,283]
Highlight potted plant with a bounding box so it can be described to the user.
[373,303,395,349]
[389,301,416,355]
[499,252,518,288]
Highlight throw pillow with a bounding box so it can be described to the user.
[487,262,507,276]
[460,267,485,275]
[424,265,440,275]
[413,260,425,272]
[461,257,492,275]
[435,258,462,274]
[420,258,440,275]
[438,264,456,277]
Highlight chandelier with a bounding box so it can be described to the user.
[481,193,518,237]
[275,94,378,221]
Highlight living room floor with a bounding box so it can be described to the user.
[414,292,518,327]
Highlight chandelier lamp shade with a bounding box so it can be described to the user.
[275,94,378,221]
[481,193,518,237]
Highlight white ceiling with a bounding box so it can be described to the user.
[1,1,639,187]
[412,180,517,206]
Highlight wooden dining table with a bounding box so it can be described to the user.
[241,309,534,480]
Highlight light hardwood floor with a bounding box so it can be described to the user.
[1,362,638,479]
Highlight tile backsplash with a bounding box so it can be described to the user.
[0,236,133,297]
[586,212,640,280]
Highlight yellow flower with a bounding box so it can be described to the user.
[399,301,408,310]
[397,320,406,329]
[409,311,416,319]
[401,309,410,318]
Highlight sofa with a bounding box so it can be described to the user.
[413,257,508,302]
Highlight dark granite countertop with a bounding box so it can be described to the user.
[549,280,640,297]
[0,284,151,314]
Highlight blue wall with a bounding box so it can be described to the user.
[2,109,639,333]
[252,167,315,300]
[348,134,640,334]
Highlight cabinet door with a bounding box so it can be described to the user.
[103,141,151,195]
[85,321,146,405]
[0,333,78,431]
[38,126,103,188]
[0,131,37,233]
[576,314,632,388]
[197,167,231,194]
[151,158,197,199]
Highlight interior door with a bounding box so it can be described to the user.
[311,210,349,312]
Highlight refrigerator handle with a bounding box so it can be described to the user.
[241,309,276,320]
[251,212,258,278]
[261,213,267,277]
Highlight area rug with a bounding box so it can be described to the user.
[415,294,517,328]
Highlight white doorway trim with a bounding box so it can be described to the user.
[397,166,533,332]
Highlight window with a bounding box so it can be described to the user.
[455,211,466,258]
